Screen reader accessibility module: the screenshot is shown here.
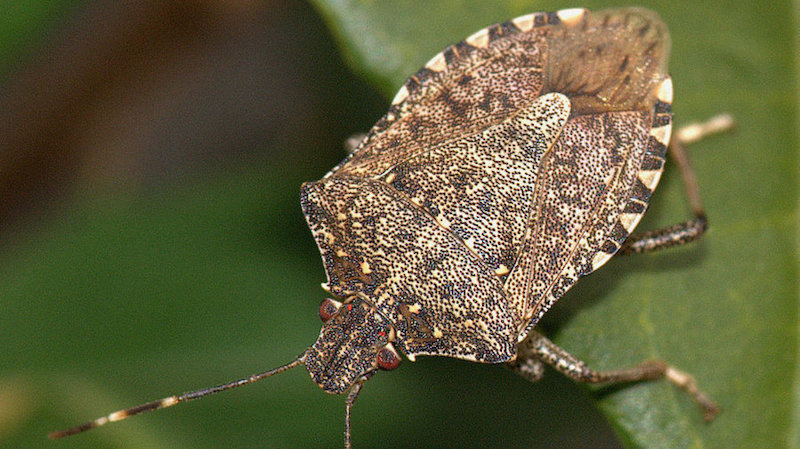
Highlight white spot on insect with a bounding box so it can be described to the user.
[93,417,109,426]
[656,76,673,103]
[464,319,474,327]
[465,27,490,48]
[556,8,587,26]
[321,282,331,292]
[433,329,444,339]
[336,249,348,258]
[591,251,613,270]
[360,260,372,274]
[619,212,642,231]
[336,212,347,221]
[650,124,672,146]
[406,353,416,362]
[511,13,536,32]
[323,231,335,244]
[424,51,447,72]
[407,303,421,314]
[495,265,510,276]
[108,411,129,422]
[639,169,663,190]
[391,85,409,105]
[384,172,396,184]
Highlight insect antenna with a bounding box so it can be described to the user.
[344,373,372,449]
[49,353,307,439]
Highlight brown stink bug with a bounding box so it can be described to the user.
[51,7,732,447]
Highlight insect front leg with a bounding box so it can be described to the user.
[514,330,720,421]
[620,114,734,255]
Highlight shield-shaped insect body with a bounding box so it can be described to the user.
[301,5,676,385]
[52,7,726,447]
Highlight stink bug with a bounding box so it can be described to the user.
[51,7,731,447]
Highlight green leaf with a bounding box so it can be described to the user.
[310,1,799,448]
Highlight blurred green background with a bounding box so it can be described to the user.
[1,1,797,449]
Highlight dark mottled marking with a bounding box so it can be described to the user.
[619,55,630,71]
[654,100,671,114]
[647,137,668,158]
[623,199,648,214]
[601,239,620,254]
[414,68,437,84]
[641,153,666,170]
[629,177,655,204]
[653,113,671,127]
[498,20,520,36]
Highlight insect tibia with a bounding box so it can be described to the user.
[675,113,735,145]
[665,366,721,421]
[48,354,306,438]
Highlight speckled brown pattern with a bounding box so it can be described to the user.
[302,7,672,389]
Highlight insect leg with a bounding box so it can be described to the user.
[620,113,734,255]
[516,330,720,421]
[617,215,708,255]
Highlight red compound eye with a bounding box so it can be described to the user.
[318,298,341,322]
[376,346,401,371]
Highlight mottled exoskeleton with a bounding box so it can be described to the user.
[52,7,730,448]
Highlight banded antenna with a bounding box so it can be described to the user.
[49,354,306,438]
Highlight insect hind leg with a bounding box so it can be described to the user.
[514,330,720,421]
[620,113,734,255]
